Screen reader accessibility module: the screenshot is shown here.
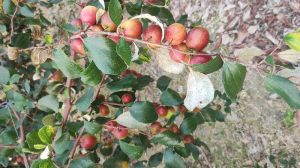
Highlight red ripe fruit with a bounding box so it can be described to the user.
[121,94,133,104]
[99,104,110,116]
[150,122,162,135]
[105,120,118,131]
[156,106,168,117]
[143,25,162,47]
[80,6,98,26]
[80,134,97,149]
[119,19,143,39]
[71,18,82,29]
[52,70,63,82]
[101,12,117,32]
[108,35,120,43]
[186,27,209,51]
[15,156,23,164]
[169,43,190,63]
[112,125,128,140]
[189,54,212,65]
[165,23,187,45]
[183,135,195,144]
[70,38,85,55]
[169,124,180,134]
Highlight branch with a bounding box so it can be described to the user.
[0,144,17,149]
[66,127,85,168]
[71,32,218,57]
[7,104,29,168]
[62,50,75,129]
[9,4,19,44]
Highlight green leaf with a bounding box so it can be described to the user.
[265,55,275,65]
[62,23,80,33]
[157,75,171,91]
[264,75,300,109]
[192,56,224,74]
[3,0,16,15]
[185,144,200,160]
[20,5,34,17]
[116,38,132,66]
[108,0,123,25]
[119,141,144,160]
[75,86,94,112]
[53,133,72,154]
[0,66,10,84]
[37,95,59,113]
[163,149,185,168]
[222,62,247,101]
[53,49,83,79]
[0,128,17,145]
[0,25,7,32]
[11,32,31,48]
[157,8,175,25]
[84,121,101,134]
[84,37,127,75]
[134,75,154,90]
[81,62,102,86]
[125,0,142,16]
[42,114,55,126]
[152,131,181,147]
[103,157,129,168]
[177,15,188,25]
[69,156,95,168]
[180,114,199,134]
[38,125,55,144]
[284,32,300,51]
[129,101,158,123]
[148,152,163,167]
[26,131,45,150]
[160,88,182,106]
[39,159,56,168]
[107,74,138,91]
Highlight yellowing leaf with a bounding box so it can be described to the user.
[234,46,265,62]
[278,49,300,64]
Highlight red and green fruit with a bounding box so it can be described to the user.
[183,135,195,144]
[156,106,168,117]
[112,125,128,139]
[99,104,110,116]
[101,12,117,32]
[150,121,162,135]
[121,93,133,104]
[186,27,209,51]
[70,38,85,55]
[80,134,97,149]
[80,6,98,26]
[169,43,190,63]
[119,19,143,39]
[165,23,187,45]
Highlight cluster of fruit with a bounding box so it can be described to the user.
[70,4,212,65]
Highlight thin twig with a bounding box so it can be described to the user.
[102,101,126,107]
[62,50,75,129]
[7,104,30,168]
[71,31,218,57]
[0,144,17,148]
[199,146,212,168]
[9,4,19,44]
[66,127,85,168]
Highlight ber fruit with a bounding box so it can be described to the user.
[169,124,180,134]
[101,12,117,32]
[143,25,162,47]
[119,19,143,39]
[183,135,195,144]
[112,125,128,140]
[165,23,187,45]
[121,93,133,104]
[80,134,97,149]
[105,120,118,131]
[169,43,190,63]
[186,27,210,51]
[70,38,85,55]
[150,122,162,135]
[80,6,98,26]
[99,104,110,116]
[189,54,212,64]
[156,106,168,117]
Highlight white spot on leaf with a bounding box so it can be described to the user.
[115,112,147,131]
[39,146,50,160]
[131,42,139,61]
[152,48,185,74]
[184,70,215,111]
